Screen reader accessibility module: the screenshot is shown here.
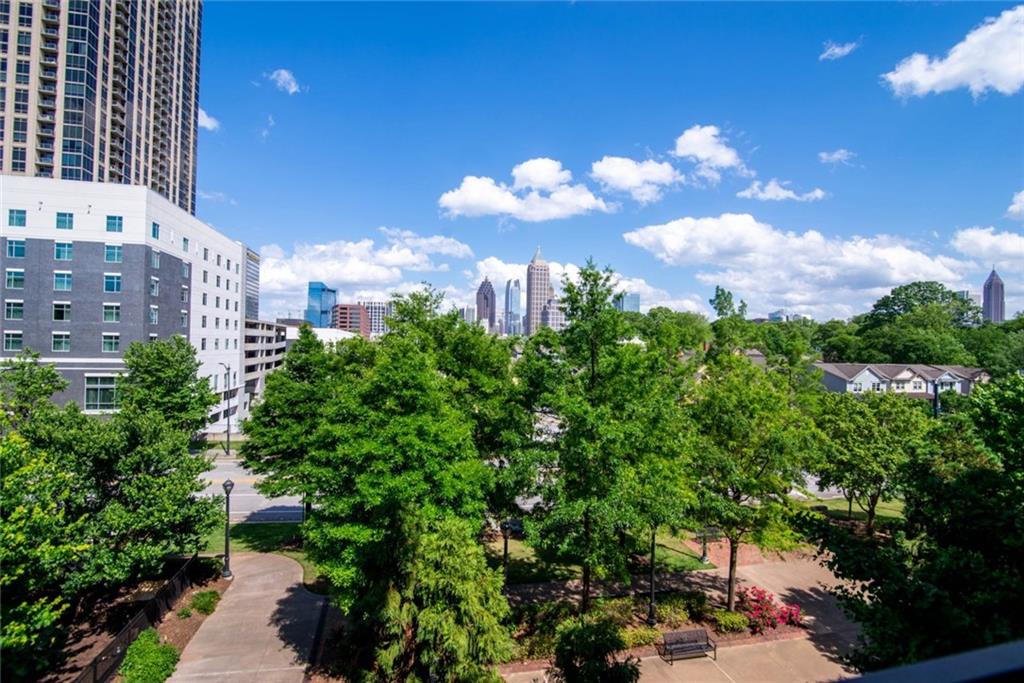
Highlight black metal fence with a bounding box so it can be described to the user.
[70,554,199,683]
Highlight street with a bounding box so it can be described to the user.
[201,456,303,523]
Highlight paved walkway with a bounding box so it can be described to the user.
[503,555,858,682]
[171,553,326,683]
[504,637,852,682]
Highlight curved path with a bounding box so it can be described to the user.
[171,553,326,683]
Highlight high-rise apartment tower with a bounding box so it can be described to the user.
[983,268,1005,323]
[1,0,203,213]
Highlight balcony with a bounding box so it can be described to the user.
[37,155,55,165]
[41,40,59,52]
[38,112,56,123]
[40,55,59,66]
[40,69,58,80]
[43,0,60,8]
[39,82,57,93]
[38,126,55,136]
[38,97,56,109]
[37,140,54,151]
[42,11,60,24]
[42,27,59,38]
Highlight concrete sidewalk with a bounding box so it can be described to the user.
[504,637,853,683]
[171,553,326,683]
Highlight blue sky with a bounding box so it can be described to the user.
[194,1,1024,320]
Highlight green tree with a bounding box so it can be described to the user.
[634,307,711,359]
[958,324,1024,378]
[865,281,980,329]
[859,304,974,365]
[804,375,1024,671]
[0,351,68,433]
[117,336,217,436]
[547,617,640,683]
[689,354,816,610]
[375,516,513,681]
[815,392,929,534]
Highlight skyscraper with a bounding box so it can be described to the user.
[1,0,203,214]
[331,303,370,338]
[476,277,496,330]
[614,292,640,313]
[983,268,1005,323]
[525,246,554,336]
[244,248,261,320]
[504,278,522,335]
[304,282,337,327]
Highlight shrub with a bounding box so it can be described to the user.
[594,597,636,627]
[778,603,803,627]
[620,625,661,648]
[511,600,576,659]
[176,607,192,619]
[118,628,179,683]
[190,590,221,615]
[678,590,708,621]
[712,609,749,634]
[737,586,780,634]
[656,595,690,628]
[547,617,640,683]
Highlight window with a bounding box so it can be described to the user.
[871,382,883,392]
[54,241,72,260]
[180,311,188,328]
[202,292,207,305]
[202,270,208,284]
[4,300,23,320]
[6,269,25,289]
[103,303,120,322]
[104,244,123,263]
[182,236,189,252]
[180,286,188,303]
[151,222,160,239]
[227,258,232,271]
[85,376,117,411]
[53,271,72,291]
[150,250,161,268]
[52,302,70,321]
[181,262,190,279]
[203,247,209,261]
[216,275,221,288]
[912,380,924,391]
[200,338,207,350]
[3,331,23,352]
[895,381,906,391]
[103,273,122,293]
[101,333,119,353]
[149,277,159,296]
[148,306,158,325]
[216,254,222,266]
[8,208,26,226]
[51,332,70,352]
[215,296,220,308]
[215,317,220,329]
[852,382,862,393]
[214,338,220,350]
[6,239,25,258]
[105,215,123,232]
[201,315,207,328]
[55,212,73,230]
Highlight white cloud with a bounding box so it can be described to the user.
[819,40,860,61]
[257,228,473,319]
[951,226,1024,264]
[737,179,826,202]
[623,213,974,319]
[819,149,856,166]
[439,159,614,222]
[260,114,275,140]
[512,158,572,191]
[266,68,302,95]
[671,124,752,184]
[197,107,220,131]
[1007,190,1024,219]
[590,156,684,203]
[197,189,236,205]
[883,5,1024,97]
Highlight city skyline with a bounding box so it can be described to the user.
[188,2,1022,322]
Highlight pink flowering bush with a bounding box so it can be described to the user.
[736,586,803,634]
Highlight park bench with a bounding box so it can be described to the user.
[656,628,717,663]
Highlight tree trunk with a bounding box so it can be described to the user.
[847,494,853,519]
[581,510,592,613]
[502,525,510,580]
[866,493,879,536]
[726,537,740,611]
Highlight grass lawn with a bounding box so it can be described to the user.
[804,497,905,525]
[485,530,712,584]
[202,522,328,594]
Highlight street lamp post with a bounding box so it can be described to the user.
[222,478,234,578]
[219,362,232,458]
[700,492,710,565]
[500,520,511,581]
[647,527,657,626]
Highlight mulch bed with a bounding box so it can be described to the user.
[154,575,232,653]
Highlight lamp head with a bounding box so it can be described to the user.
[223,478,234,495]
